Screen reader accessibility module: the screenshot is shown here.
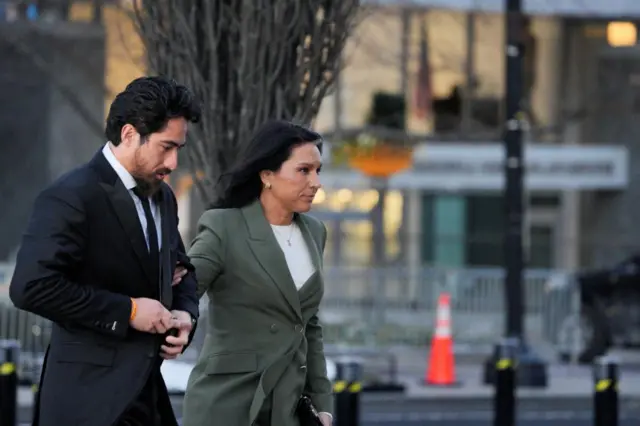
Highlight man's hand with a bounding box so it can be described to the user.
[319,412,333,426]
[160,310,193,360]
[172,263,188,286]
[129,298,174,334]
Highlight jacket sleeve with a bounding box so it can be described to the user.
[304,221,333,414]
[304,313,334,414]
[171,243,199,321]
[169,190,199,322]
[187,210,226,299]
[9,186,132,338]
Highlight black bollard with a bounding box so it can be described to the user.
[593,356,618,426]
[333,357,362,426]
[0,339,20,426]
[32,383,39,421]
[493,337,518,426]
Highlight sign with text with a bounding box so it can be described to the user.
[368,0,640,18]
[321,143,628,191]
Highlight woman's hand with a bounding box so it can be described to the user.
[172,262,188,286]
[318,412,333,426]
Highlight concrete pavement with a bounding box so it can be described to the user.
[17,362,640,408]
[359,420,639,426]
[16,345,640,424]
[19,398,640,426]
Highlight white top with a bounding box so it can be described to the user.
[270,222,315,290]
[102,143,162,250]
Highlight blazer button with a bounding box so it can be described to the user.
[270,324,278,333]
[295,324,303,333]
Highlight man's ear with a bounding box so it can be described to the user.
[120,124,140,147]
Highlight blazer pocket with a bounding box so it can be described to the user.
[55,343,116,367]
[205,352,258,375]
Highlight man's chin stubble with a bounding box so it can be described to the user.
[133,177,161,197]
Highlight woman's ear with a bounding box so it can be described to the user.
[259,170,273,187]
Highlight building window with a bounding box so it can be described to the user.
[466,195,504,267]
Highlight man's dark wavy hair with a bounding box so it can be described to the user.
[212,120,323,209]
[105,76,201,145]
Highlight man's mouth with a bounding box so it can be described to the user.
[155,170,171,180]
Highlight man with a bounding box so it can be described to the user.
[10,76,201,426]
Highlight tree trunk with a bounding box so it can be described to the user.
[131,0,361,205]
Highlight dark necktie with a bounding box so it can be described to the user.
[131,188,162,426]
[133,187,160,286]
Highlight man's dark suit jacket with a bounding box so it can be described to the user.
[9,150,199,426]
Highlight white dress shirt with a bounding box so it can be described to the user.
[270,223,315,290]
[102,143,162,250]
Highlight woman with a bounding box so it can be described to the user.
[182,120,333,426]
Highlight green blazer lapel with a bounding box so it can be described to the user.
[295,215,325,310]
[296,215,322,271]
[241,200,302,320]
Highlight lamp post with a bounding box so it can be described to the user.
[482,0,548,388]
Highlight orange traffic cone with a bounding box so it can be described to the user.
[424,292,458,386]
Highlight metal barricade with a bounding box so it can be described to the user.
[320,266,581,357]
[0,262,14,291]
[0,263,582,377]
[0,301,50,384]
[0,262,50,382]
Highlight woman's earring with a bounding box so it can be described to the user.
[265,182,272,189]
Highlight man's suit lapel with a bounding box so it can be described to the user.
[158,186,173,308]
[90,150,155,285]
[241,200,303,320]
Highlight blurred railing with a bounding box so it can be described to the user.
[0,261,13,289]
[0,262,580,378]
[0,261,49,382]
[319,266,579,354]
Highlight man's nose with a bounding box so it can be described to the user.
[165,150,178,171]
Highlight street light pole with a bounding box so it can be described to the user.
[483,0,548,388]
[504,0,525,345]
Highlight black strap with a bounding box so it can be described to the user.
[133,187,160,286]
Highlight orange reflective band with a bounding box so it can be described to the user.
[130,298,137,321]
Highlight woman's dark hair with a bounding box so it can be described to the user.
[212,120,323,209]
[105,76,201,145]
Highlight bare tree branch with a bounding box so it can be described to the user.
[129,0,361,204]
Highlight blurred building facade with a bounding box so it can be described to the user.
[312,8,640,271]
[2,1,640,274]
[0,1,143,259]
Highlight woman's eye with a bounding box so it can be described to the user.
[299,167,310,174]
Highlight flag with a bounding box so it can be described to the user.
[414,15,433,120]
